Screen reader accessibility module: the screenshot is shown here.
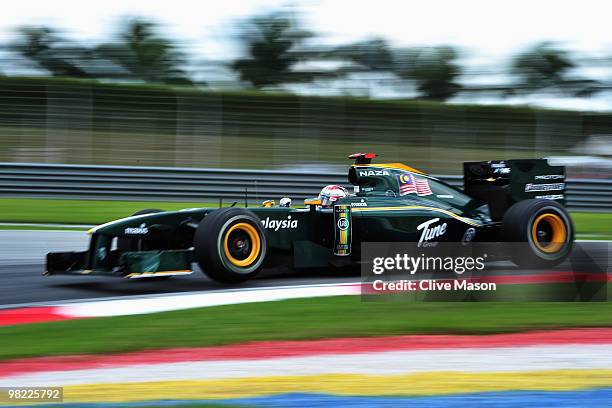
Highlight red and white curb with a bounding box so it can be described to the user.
[1,328,611,387]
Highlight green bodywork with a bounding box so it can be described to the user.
[45,158,565,278]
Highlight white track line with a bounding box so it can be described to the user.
[58,282,361,318]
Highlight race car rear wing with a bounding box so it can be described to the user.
[463,159,566,221]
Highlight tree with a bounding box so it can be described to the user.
[96,18,191,84]
[231,12,314,88]
[510,42,598,96]
[328,38,394,72]
[394,46,462,101]
[10,26,91,77]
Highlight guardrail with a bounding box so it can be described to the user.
[0,163,609,212]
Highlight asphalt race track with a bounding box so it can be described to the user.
[0,231,609,307]
[0,230,360,307]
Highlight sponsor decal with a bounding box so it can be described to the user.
[334,205,351,256]
[491,162,506,168]
[359,169,390,177]
[261,216,298,231]
[534,174,564,180]
[97,247,107,260]
[525,182,565,192]
[535,194,564,200]
[462,227,476,244]
[493,167,511,174]
[124,223,148,235]
[417,218,448,247]
[350,200,367,207]
[337,217,349,231]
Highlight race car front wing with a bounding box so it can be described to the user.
[45,233,193,279]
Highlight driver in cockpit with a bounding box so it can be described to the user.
[318,185,349,208]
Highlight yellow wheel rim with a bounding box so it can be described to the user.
[223,222,261,267]
[531,213,567,254]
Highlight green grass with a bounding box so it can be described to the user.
[572,212,612,239]
[1,297,612,361]
[0,198,219,225]
[0,225,89,231]
[0,198,609,238]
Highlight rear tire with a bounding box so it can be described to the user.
[502,199,574,268]
[194,208,267,284]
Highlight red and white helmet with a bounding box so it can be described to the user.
[318,185,348,207]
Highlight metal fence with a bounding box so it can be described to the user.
[3,77,611,175]
[0,162,609,212]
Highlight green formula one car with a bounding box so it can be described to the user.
[46,153,574,283]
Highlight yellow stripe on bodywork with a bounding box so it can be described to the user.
[125,270,193,279]
[352,206,481,227]
[61,370,612,402]
[355,163,426,175]
[304,198,322,206]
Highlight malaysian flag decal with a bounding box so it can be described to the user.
[415,178,432,196]
[397,173,417,195]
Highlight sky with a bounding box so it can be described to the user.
[1,0,612,109]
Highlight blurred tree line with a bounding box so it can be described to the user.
[2,11,607,101]
[8,19,192,84]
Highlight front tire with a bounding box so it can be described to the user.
[502,199,574,268]
[194,208,267,283]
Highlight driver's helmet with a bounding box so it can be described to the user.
[318,185,348,207]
